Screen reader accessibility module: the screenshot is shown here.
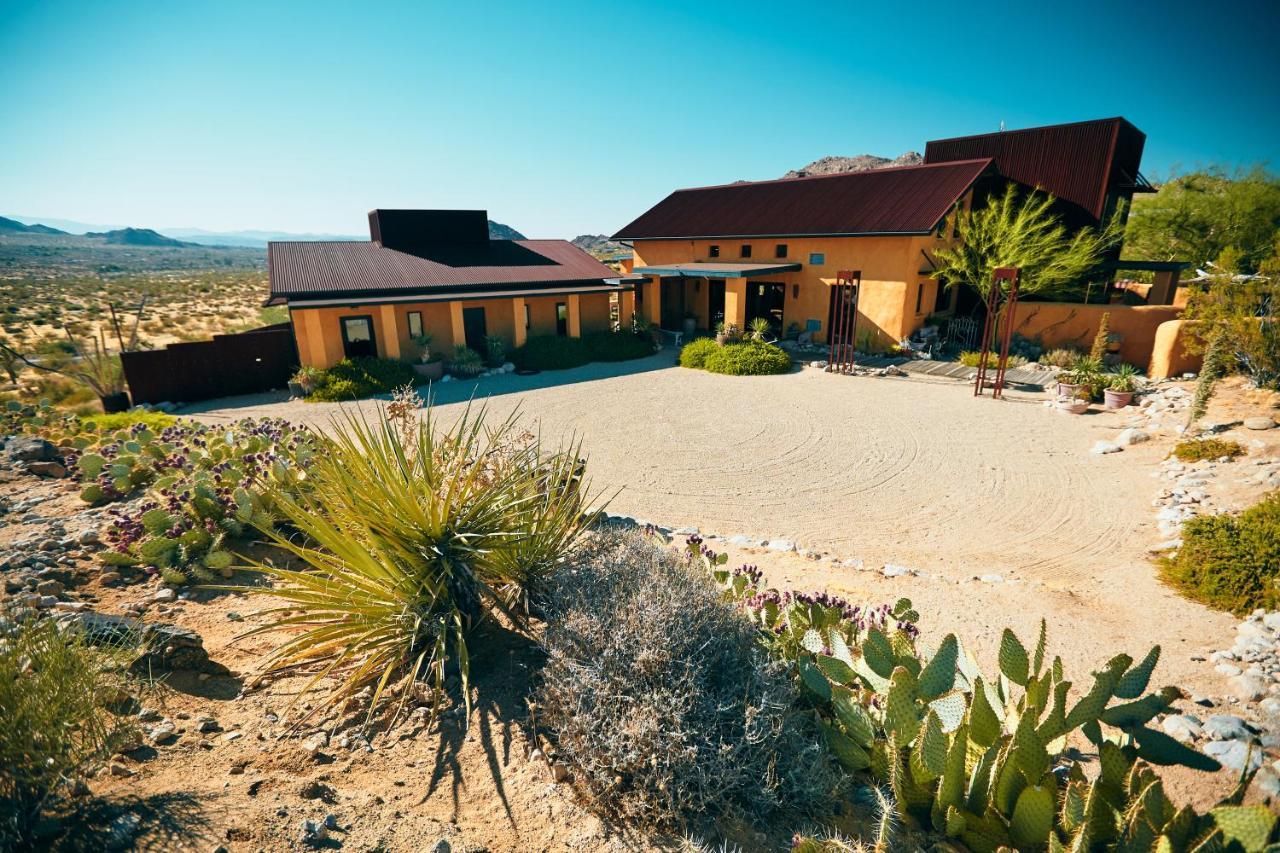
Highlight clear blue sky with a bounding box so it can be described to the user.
[2,0,1276,239]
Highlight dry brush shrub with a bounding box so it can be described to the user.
[0,619,138,843]
[1162,490,1280,615]
[536,531,840,829]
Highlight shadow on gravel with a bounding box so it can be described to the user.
[49,790,213,852]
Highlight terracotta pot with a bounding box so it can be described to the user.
[1056,399,1091,414]
[413,360,445,381]
[1056,382,1084,399]
[99,392,131,414]
[1104,389,1133,410]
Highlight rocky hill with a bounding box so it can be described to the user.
[487,220,525,241]
[84,227,197,248]
[0,215,67,235]
[571,234,627,257]
[783,151,923,179]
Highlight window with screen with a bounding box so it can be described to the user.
[740,244,752,258]
[709,245,720,258]
[407,311,423,338]
[775,244,788,258]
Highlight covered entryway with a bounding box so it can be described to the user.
[746,282,786,335]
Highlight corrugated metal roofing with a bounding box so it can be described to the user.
[924,117,1146,221]
[612,159,992,241]
[267,239,619,304]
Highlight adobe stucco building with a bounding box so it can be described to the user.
[269,210,631,368]
[614,117,1190,369]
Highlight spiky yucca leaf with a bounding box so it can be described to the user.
[240,403,595,730]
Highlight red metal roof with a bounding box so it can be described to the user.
[612,159,993,241]
[924,117,1146,221]
[267,239,619,304]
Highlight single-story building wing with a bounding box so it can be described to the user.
[269,209,635,368]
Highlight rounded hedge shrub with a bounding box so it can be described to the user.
[1161,490,1280,614]
[678,337,719,369]
[701,341,792,376]
[537,531,839,828]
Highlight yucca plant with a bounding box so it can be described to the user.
[749,316,774,341]
[241,405,597,729]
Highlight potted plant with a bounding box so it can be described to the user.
[1057,355,1103,401]
[408,333,444,381]
[1104,364,1139,409]
[484,334,507,368]
[1056,386,1092,414]
[289,365,323,397]
[448,345,484,378]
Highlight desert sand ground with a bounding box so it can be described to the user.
[184,355,1280,818]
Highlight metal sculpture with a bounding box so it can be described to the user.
[973,267,1021,399]
[826,269,861,374]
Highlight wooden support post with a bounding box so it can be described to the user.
[378,305,400,359]
[449,301,465,350]
[724,277,747,330]
[512,297,527,348]
[567,294,581,338]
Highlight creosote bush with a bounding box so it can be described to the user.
[0,619,138,844]
[536,531,840,828]
[1162,491,1280,615]
[957,351,1029,369]
[1172,437,1245,462]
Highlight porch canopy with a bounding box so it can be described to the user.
[632,261,802,278]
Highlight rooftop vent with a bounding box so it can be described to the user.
[368,209,490,252]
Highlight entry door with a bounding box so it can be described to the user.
[707,281,725,329]
[462,307,487,352]
[745,282,785,333]
[340,315,377,359]
[659,279,685,330]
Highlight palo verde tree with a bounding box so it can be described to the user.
[932,183,1126,299]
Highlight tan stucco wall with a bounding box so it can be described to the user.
[1149,319,1204,379]
[291,292,620,368]
[630,232,951,347]
[1010,303,1183,370]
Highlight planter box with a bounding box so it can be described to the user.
[413,361,445,381]
[99,392,131,414]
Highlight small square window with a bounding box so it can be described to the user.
[775,244,788,258]
[740,244,752,258]
[808,252,825,266]
[407,311,423,338]
[709,245,720,258]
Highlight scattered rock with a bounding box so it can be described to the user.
[1115,428,1151,447]
[1204,739,1264,774]
[26,460,68,478]
[153,588,177,603]
[56,612,230,675]
[303,732,329,756]
[1202,714,1253,742]
[1160,714,1203,743]
[1091,441,1122,455]
[764,539,795,552]
[1244,416,1276,431]
[7,436,56,463]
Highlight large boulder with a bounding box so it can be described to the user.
[56,611,231,675]
[7,436,57,463]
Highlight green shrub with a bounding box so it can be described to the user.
[246,406,594,729]
[581,330,652,362]
[957,350,1029,369]
[0,619,138,843]
[1042,346,1085,368]
[1162,491,1280,614]
[701,341,792,375]
[307,357,416,402]
[79,410,177,431]
[537,531,839,828]
[510,332,650,371]
[1172,437,1245,462]
[678,337,720,369]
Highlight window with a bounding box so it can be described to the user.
[915,282,925,315]
[740,244,752,258]
[775,244,788,259]
[524,304,531,330]
[555,302,568,336]
[407,311,423,339]
[339,315,376,359]
[934,282,953,314]
[708,244,720,258]
[808,252,825,266]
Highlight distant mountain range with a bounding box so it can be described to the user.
[5,215,526,248]
[782,151,923,178]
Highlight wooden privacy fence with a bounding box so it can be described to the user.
[121,323,298,405]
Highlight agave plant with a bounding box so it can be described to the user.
[240,404,598,728]
[749,316,774,341]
